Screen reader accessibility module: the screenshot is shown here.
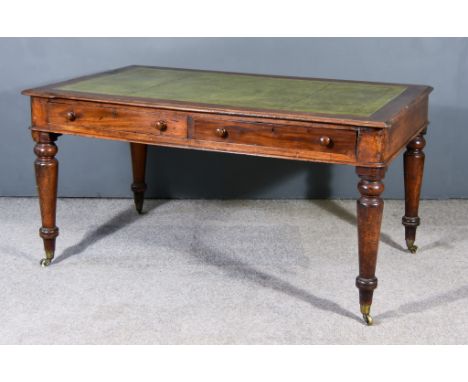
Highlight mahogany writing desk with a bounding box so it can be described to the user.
[22,66,433,325]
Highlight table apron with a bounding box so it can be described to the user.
[29,97,430,168]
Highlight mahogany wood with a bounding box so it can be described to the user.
[47,99,187,138]
[356,166,386,322]
[23,66,433,324]
[130,143,148,214]
[192,117,357,161]
[33,131,60,266]
[402,132,426,253]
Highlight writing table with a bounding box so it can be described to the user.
[22,66,433,325]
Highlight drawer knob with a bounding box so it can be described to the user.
[155,120,167,132]
[319,136,332,147]
[66,111,76,121]
[216,128,228,138]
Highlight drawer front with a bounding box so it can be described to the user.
[192,117,357,158]
[46,100,187,138]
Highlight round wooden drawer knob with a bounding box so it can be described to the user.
[66,111,76,121]
[319,136,332,147]
[155,120,167,131]
[216,128,228,138]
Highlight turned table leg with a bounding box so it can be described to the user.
[356,167,386,325]
[130,142,148,214]
[33,131,60,267]
[402,132,426,253]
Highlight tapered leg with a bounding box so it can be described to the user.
[130,143,148,214]
[402,133,426,253]
[33,131,60,267]
[356,167,386,325]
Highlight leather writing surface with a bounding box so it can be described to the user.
[56,67,406,117]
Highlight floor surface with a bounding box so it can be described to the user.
[1,198,467,344]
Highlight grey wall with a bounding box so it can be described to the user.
[1,38,467,199]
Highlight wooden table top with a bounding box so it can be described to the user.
[23,65,432,128]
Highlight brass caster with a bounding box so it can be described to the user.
[133,192,144,215]
[362,314,373,326]
[40,258,52,267]
[406,239,418,254]
[360,304,373,325]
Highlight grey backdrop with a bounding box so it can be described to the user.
[1,38,467,199]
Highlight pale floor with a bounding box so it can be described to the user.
[1,197,467,344]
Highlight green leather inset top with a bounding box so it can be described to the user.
[56,67,406,117]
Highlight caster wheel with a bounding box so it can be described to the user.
[363,314,373,326]
[40,258,52,267]
[408,244,418,254]
[406,240,418,253]
[406,239,418,254]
